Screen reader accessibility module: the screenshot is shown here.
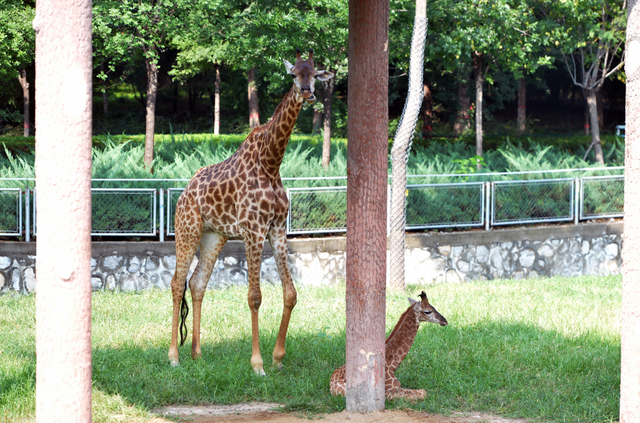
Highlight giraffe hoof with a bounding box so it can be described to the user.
[253,366,266,376]
[272,359,284,371]
[170,359,180,367]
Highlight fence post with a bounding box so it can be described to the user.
[485,182,491,231]
[574,177,580,225]
[159,188,164,242]
[25,188,30,242]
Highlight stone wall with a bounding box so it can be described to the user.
[0,222,622,295]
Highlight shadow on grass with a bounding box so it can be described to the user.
[89,320,619,422]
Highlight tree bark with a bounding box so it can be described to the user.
[453,82,470,136]
[18,68,30,136]
[322,75,335,168]
[247,67,260,129]
[346,0,388,412]
[34,0,93,421]
[584,97,591,135]
[422,78,433,139]
[517,77,526,135]
[473,52,484,166]
[584,88,604,164]
[622,2,640,420]
[101,62,108,116]
[144,51,158,170]
[214,64,221,135]
[597,87,604,129]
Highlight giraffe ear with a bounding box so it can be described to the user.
[316,69,334,82]
[408,297,418,307]
[283,59,295,75]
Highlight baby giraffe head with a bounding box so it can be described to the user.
[283,48,334,104]
[409,291,448,326]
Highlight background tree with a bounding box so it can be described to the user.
[0,0,35,136]
[540,0,626,164]
[93,0,190,168]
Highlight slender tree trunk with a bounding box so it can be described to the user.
[453,82,470,136]
[517,77,526,135]
[144,52,158,170]
[247,67,260,129]
[312,84,323,135]
[101,62,108,116]
[322,76,335,168]
[622,2,640,420]
[34,0,93,421]
[346,0,388,412]
[585,88,605,164]
[214,64,221,135]
[422,78,433,139]
[18,68,30,136]
[584,96,591,135]
[473,52,484,166]
[597,88,604,129]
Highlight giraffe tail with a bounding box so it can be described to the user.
[179,291,189,346]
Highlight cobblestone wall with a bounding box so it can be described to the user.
[0,223,622,295]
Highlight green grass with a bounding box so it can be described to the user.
[0,275,621,422]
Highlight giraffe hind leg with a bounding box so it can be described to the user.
[329,365,346,397]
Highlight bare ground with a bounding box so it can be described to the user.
[151,403,533,423]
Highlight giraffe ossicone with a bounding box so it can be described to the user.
[329,291,448,401]
[167,49,334,376]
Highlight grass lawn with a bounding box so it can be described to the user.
[0,275,621,423]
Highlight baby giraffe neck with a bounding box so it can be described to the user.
[385,306,419,374]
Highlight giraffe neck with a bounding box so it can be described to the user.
[385,306,419,374]
[258,86,303,179]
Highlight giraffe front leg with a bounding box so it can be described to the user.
[245,237,266,376]
[268,228,297,370]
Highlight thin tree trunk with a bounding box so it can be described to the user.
[584,97,590,135]
[453,81,470,136]
[622,2,640,420]
[585,88,604,164]
[597,88,604,129]
[322,76,335,168]
[312,84,323,135]
[247,67,260,129]
[422,78,433,139]
[214,64,221,135]
[144,52,158,170]
[346,0,388,412]
[18,68,30,136]
[473,52,484,166]
[101,62,108,116]
[34,0,93,421]
[517,77,526,135]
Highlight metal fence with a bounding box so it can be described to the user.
[0,170,626,240]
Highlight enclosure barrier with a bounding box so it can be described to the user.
[0,169,625,240]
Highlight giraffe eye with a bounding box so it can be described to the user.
[424,310,432,315]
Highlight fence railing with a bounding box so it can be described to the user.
[0,169,625,240]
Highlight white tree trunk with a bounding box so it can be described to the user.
[34,0,93,421]
[214,64,221,135]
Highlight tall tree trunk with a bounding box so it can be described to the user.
[584,88,605,164]
[214,64,221,135]
[473,52,484,166]
[517,77,526,135]
[584,97,591,135]
[322,76,335,168]
[18,68,30,136]
[247,67,260,129]
[101,62,108,116]
[34,0,93,421]
[622,2,640,420]
[144,52,158,170]
[597,88,604,129]
[422,78,433,139]
[453,82,470,136]
[346,0,388,412]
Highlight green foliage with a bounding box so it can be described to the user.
[0,276,622,422]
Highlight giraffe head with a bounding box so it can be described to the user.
[283,48,334,104]
[408,291,448,326]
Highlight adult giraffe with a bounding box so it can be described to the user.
[168,49,334,375]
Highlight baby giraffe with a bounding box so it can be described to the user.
[329,291,448,401]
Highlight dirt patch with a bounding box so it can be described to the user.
[152,403,533,423]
